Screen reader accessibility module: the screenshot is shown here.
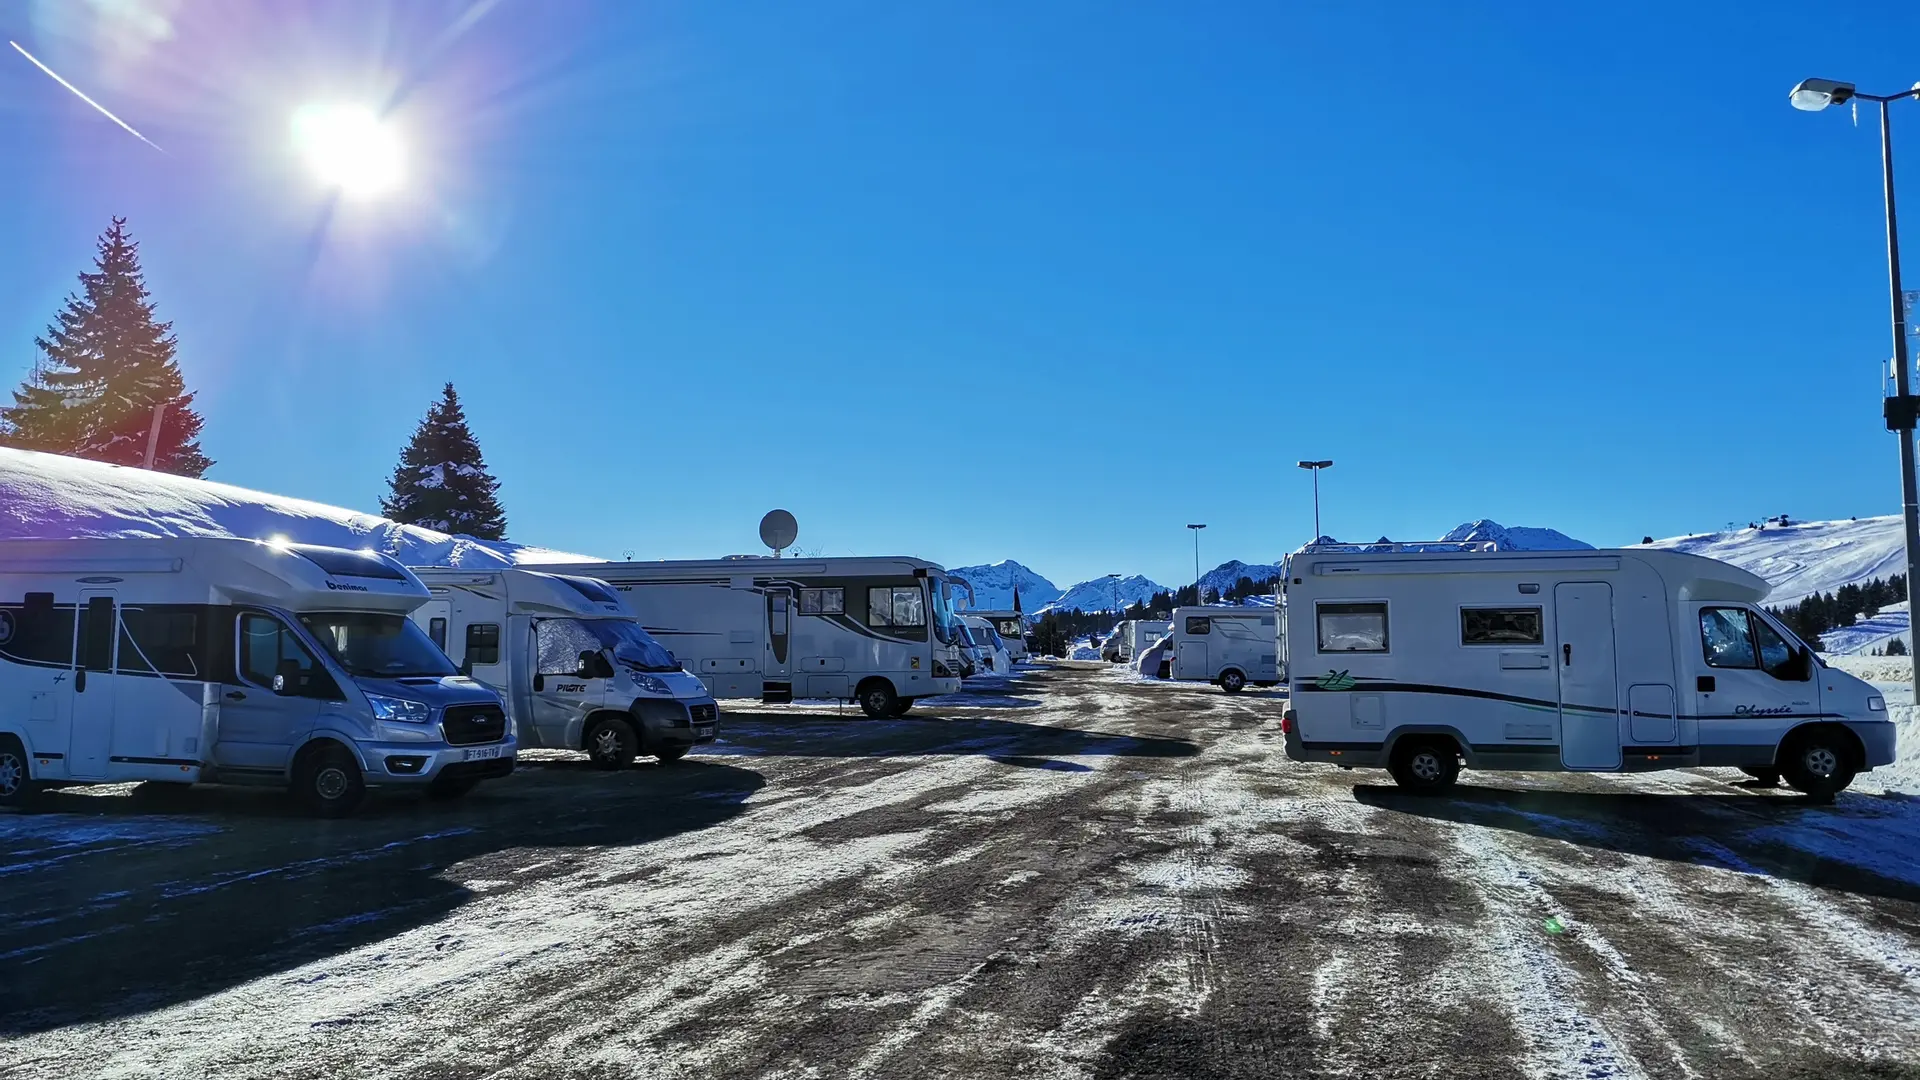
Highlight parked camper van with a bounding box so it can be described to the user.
[1282,544,1896,797]
[1170,607,1281,692]
[968,610,1030,662]
[0,538,513,815]
[536,557,965,718]
[409,568,718,767]
[961,614,1012,675]
[1125,620,1172,663]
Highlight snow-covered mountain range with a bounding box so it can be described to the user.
[1042,574,1170,615]
[0,447,593,566]
[947,560,1061,611]
[1647,516,1904,608]
[1440,519,1592,551]
[1199,559,1285,598]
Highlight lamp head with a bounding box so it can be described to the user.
[1790,78,1857,112]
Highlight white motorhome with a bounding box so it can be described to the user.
[535,556,965,718]
[968,610,1030,662]
[961,614,1012,675]
[1125,620,1172,662]
[409,568,719,767]
[1170,607,1281,692]
[1282,544,1896,798]
[0,538,514,815]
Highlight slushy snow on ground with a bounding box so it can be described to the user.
[0,447,595,567]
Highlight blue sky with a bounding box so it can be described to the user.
[2,1,1919,590]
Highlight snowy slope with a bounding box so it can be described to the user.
[1439,520,1593,551]
[1647,516,1904,608]
[1043,574,1169,614]
[1198,559,1284,599]
[0,447,595,567]
[947,560,1061,611]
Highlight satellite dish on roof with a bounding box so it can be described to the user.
[759,509,799,556]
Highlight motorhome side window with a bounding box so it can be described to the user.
[466,623,501,666]
[428,617,448,651]
[800,588,844,615]
[867,586,926,628]
[1186,616,1210,635]
[1460,607,1543,646]
[117,606,205,676]
[1700,608,1798,678]
[1317,602,1389,653]
[238,613,325,694]
[537,619,603,676]
[0,599,74,666]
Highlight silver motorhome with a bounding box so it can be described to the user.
[410,567,718,767]
[0,537,513,815]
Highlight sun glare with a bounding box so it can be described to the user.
[291,103,405,199]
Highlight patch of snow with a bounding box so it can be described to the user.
[0,447,594,567]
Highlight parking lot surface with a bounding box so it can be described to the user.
[4,662,1919,1079]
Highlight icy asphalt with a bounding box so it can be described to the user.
[3,662,1918,1080]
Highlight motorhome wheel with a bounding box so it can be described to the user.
[1780,729,1856,799]
[1737,766,1781,787]
[1218,669,1247,694]
[858,681,899,720]
[890,697,915,717]
[0,738,35,806]
[1388,739,1459,795]
[585,717,640,769]
[295,744,367,817]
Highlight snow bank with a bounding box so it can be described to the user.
[1823,655,1920,796]
[0,447,596,567]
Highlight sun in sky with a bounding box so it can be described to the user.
[290,103,405,199]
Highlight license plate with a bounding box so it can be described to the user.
[463,745,502,761]
[693,724,715,738]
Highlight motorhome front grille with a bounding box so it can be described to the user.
[442,704,508,746]
[690,703,718,725]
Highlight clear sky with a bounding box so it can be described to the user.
[3,1,1919,591]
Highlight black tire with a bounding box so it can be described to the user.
[584,716,639,770]
[655,745,690,764]
[858,680,899,720]
[1219,669,1247,694]
[1738,766,1781,787]
[1388,738,1460,795]
[890,697,915,717]
[0,737,36,808]
[294,743,366,818]
[1780,729,1857,799]
[427,775,480,800]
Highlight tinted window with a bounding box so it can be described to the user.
[119,606,206,677]
[801,587,844,615]
[1751,614,1797,678]
[1700,608,1756,669]
[291,545,408,580]
[78,596,115,670]
[429,617,448,651]
[466,622,501,666]
[239,612,331,696]
[299,612,456,678]
[1186,617,1211,635]
[0,600,74,666]
[1461,607,1543,646]
[867,586,926,628]
[1318,602,1389,653]
[555,575,622,604]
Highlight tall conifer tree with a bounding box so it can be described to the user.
[382,383,508,539]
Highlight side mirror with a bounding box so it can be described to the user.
[459,657,473,677]
[274,660,302,696]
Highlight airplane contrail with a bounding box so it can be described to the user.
[9,40,165,153]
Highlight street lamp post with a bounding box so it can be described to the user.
[1186,524,1206,604]
[1792,77,1920,701]
[1296,460,1333,541]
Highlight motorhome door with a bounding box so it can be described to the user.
[1555,582,1622,769]
[68,592,117,779]
[764,587,793,702]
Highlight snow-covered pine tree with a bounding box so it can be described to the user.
[0,218,211,475]
[382,383,508,540]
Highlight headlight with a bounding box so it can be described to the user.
[1868,695,1887,712]
[366,693,433,723]
[631,672,670,696]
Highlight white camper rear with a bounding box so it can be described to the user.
[1126,620,1171,662]
[968,610,1029,662]
[533,556,965,719]
[1169,607,1281,692]
[410,567,719,767]
[0,538,513,815]
[1282,544,1896,797]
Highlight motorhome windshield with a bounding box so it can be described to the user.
[931,577,959,646]
[584,618,680,672]
[297,611,458,679]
